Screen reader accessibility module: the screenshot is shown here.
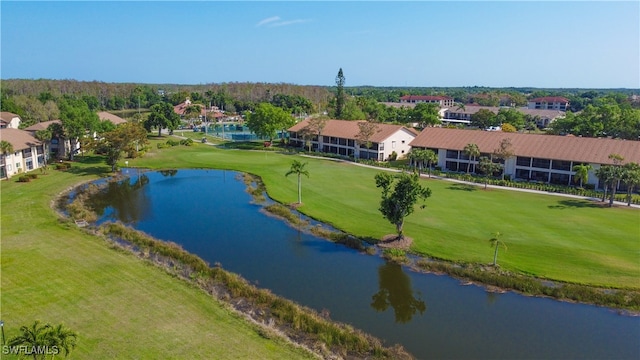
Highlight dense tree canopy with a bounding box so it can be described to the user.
[145,102,181,136]
[246,102,294,143]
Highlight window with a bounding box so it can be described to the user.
[379,143,384,151]
[401,140,405,144]
[392,141,396,149]
[26,159,33,170]
[550,173,570,185]
[446,150,458,159]
[551,160,571,171]
[531,158,550,169]
[515,169,530,180]
[516,157,531,167]
[531,170,549,182]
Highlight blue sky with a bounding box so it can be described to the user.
[1,1,638,88]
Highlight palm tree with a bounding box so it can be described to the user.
[1,140,14,179]
[285,160,309,204]
[489,232,507,266]
[48,323,78,357]
[7,320,52,360]
[595,166,614,202]
[35,128,53,172]
[407,149,422,173]
[621,162,640,206]
[1,140,14,156]
[572,164,592,188]
[463,143,480,174]
[418,149,438,178]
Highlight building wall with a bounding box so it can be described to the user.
[377,130,415,160]
[1,146,46,179]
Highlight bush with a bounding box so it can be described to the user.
[17,175,31,182]
[180,138,194,146]
[27,173,38,179]
[55,162,71,170]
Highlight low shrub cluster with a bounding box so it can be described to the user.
[415,260,640,310]
[17,173,38,182]
[99,222,407,359]
[55,162,72,170]
[382,248,408,264]
[264,204,306,227]
[157,138,193,149]
[240,173,266,202]
[441,172,640,204]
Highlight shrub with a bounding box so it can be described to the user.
[55,162,71,170]
[180,138,194,146]
[166,139,180,147]
[17,175,31,182]
[27,173,38,179]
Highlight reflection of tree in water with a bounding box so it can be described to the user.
[159,169,178,177]
[89,174,151,223]
[371,262,427,323]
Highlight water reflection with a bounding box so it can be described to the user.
[159,169,178,177]
[89,173,151,224]
[371,262,426,323]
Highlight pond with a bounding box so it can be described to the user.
[89,169,639,360]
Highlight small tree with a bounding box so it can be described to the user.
[492,138,514,180]
[375,172,431,239]
[285,160,309,204]
[306,117,327,152]
[335,68,346,119]
[355,121,379,160]
[572,164,592,188]
[478,156,502,189]
[1,140,14,156]
[418,149,438,178]
[489,232,507,266]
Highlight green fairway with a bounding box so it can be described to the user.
[130,140,640,289]
[0,162,313,359]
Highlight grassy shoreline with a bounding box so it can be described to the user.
[0,161,319,359]
[129,139,639,290]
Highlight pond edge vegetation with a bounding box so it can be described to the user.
[59,169,640,342]
[57,173,411,360]
[245,173,640,313]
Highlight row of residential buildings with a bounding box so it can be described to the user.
[399,95,570,111]
[0,111,126,179]
[288,118,639,189]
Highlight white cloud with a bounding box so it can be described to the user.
[270,19,311,27]
[256,16,281,27]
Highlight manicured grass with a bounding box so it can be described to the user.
[0,161,313,359]
[130,139,640,289]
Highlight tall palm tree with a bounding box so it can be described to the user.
[35,128,53,171]
[572,164,592,188]
[489,231,507,266]
[463,143,480,174]
[285,160,310,204]
[621,162,640,206]
[418,149,438,178]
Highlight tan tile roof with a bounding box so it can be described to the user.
[98,112,127,125]
[410,128,640,165]
[0,128,42,151]
[0,112,20,123]
[289,119,415,143]
[24,120,62,132]
[530,96,569,103]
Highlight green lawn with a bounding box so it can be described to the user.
[130,139,640,289]
[0,162,313,359]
